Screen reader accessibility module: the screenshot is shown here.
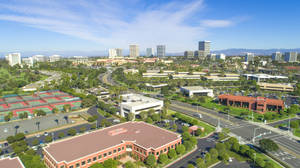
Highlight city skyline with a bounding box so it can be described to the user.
[1,0,300,53]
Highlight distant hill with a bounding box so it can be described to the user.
[212,48,300,56]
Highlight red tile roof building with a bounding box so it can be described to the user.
[43,122,182,168]
[0,157,25,168]
[218,94,284,113]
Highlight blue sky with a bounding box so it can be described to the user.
[0,0,299,53]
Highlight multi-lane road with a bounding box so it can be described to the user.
[170,100,300,167]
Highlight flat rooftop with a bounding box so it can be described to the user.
[0,157,25,168]
[44,122,181,163]
[121,93,162,107]
[181,86,210,91]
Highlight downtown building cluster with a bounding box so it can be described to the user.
[5,53,61,67]
[108,44,166,58]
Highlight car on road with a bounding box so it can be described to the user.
[44,132,49,136]
[36,134,40,138]
[228,157,233,162]
[194,113,202,118]
[181,123,190,127]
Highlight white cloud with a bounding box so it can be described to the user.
[201,19,233,27]
[0,0,236,52]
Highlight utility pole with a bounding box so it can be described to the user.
[253,127,259,143]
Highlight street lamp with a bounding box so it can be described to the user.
[252,127,260,143]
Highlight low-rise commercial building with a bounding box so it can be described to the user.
[0,157,25,168]
[257,82,294,92]
[43,122,181,168]
[203,76,240,81]
[172,74,201,79]
[145,83,168,90]
[243,74,288,82]
[49,55,61,62]
[180,86,214,97]
[218,94,284,113]
[120,93,163,117]
[142,72,169,78]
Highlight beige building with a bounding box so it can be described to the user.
[129,45,139,58]
[257,82,294,92]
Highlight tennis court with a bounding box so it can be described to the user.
[27,100,46,106]
[59,96,74,100]
[8,102,27,109]
[71,101,82,109]
[52,91,65,96]
[5,97,22,102]
[44,97,61,103]
[22,95,38,100]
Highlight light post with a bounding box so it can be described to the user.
[252,127,260,143]
[288,116,291,135]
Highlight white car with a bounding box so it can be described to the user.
[44,132,49,136]
[228,157,233,162]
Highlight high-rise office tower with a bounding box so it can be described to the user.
[108,49,117,58]
[197,41,211,59]
[284,52,298,62]
[129,45,139,58]
[146,48,154,57]
[6,53,21,66]
[271,52,282,61]
[184,51,194,59]
[115,48,123,57]
[245,53,255,62]
[22,57,34,67]
[157,45,166,58]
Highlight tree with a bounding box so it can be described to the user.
[204,153,211,163]
[183,141,193,151]
[290,120,299,129]
[79,126,86,133]
[4,115,11,122]
[168,149,177,159]
[63,104,71,112]
[127,112,135,121]
[103,158,118,168]
[187,164,194,168]
[176,144,186,155]
[52,107,59,114]
[58,132,65,138]
[67,128,77,136]
[219,152,229,162]
[15,133,25,141]
[151,113,160,122]
[256,157,265,168]
[196,158,205,168]
[90,163,104,168]
[239,145,250,155]
[195,128,202,136]
[145,154,156,168]
[32,139,39,146]
[44,135,52,143]
[264,162,274,168]
[232,142,240,153]
[209,148,218,160]
[91,123,97,130]
[6,136,16,144]
[158,153,168,164]
[139,111,148,120]
[182,126,189,132]
[172,124,178,131]
[146,117,153,124]
[124,161,135,168]
[259,139,279,152]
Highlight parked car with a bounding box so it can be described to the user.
[44,132,48,136]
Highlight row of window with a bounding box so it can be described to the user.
[67,147,125,168]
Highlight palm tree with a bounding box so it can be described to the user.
[54,119,59,125]
[14,125,19,135]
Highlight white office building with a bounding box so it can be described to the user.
[284,52,298,62]
[216,53,226,60]
[108,49,117,58]
[120,93,164,118]
[22,57,34,67]
[271,52,282,61]
[6,53,21,66]
[180,86,214,97]
[49,55,61,62]
[33,55,47,62]
[115,48,123,57]
[245,53,255,62]
[157,45,166,58]
[129,45,139,58]
[243,74,288,82]
[146,48,154,57]
[184,51,194,59]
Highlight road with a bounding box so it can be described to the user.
[167,134,218,168]
[170,100,300,167]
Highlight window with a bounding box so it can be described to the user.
[76,163,80,168]
[168,147,170,150]
[113,149,117,153]
[104,153,107,157]
[122,147,124,150]
[109,151,112,155]
[81,161,85,166]
[98,155,102,159]
[87,159,91,163]
[144,152,146,155]
[118,148,121,152]
[160,150,163,154]
[156,152,159,155]
[171,145,174,148]
[93,157,97,161]
[148,152,151,155]
[69,166,73,168]
[164,148,167,152]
